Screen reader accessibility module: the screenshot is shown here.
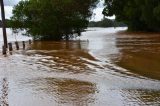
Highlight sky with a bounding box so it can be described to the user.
[2,0,114,21]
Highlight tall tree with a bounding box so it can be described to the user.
[10,0,99,40]
[103,0,160,31]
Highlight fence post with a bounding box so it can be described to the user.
[22,41,25,49]
[15,42,19,50]
[2,45,6,55]
[29,39,32,44]
[8,43,13,51]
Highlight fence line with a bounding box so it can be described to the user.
[2,39,32,55]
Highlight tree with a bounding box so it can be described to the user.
[10,0,99,40]
[103,0,160,31]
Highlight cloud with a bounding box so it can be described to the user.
[1,0,19,19]
[91,0,115,21]
[5,6,13,19]
[4,0,19,6]
[0,6,13,19]
[0,0,20,19]
[91,8,104,21]
[97,0,105,8]
[2,0,111,21]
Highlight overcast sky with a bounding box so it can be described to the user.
[2,0,114,21]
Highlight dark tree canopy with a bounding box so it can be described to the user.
[10,0,99,40]
[103,0,160,31]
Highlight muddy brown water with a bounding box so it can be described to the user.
[0,28,160,106]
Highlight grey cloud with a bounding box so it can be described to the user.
[4,0,20,6]
[3,0,104,20]
[97,0,104,8]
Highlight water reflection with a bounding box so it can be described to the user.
[121,89,160,106]
[21,78,97,106]
[115,31,160,80]
[31,40,89,50]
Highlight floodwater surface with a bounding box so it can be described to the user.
[0,28,160,106]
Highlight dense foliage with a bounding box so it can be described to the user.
[0,19,12,28]
[10,0,98,40]
[103,0,160,31]
[88,18,126,27]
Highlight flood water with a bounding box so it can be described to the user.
[0,28,160,106]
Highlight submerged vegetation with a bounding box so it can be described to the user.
[103,0,160,31]
[10,0,99,40]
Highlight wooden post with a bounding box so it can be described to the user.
[8,43,13,51]
[22,41,25,49]
[15,42,19,50]
[2,45,6,55]
[29,39,32,44]
[0,0,8,48]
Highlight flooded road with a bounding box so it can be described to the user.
[0,28,160,106]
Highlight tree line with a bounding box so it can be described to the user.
[9,0,160,41]
[88,18,126,27]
